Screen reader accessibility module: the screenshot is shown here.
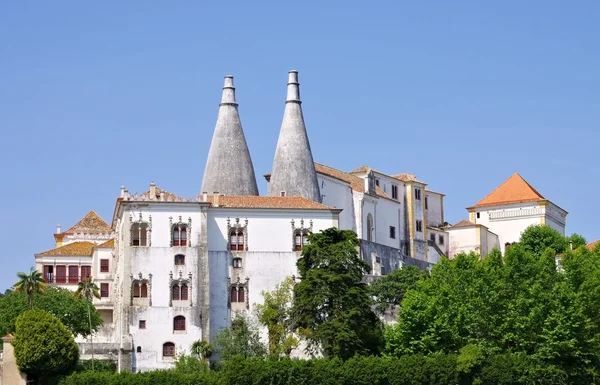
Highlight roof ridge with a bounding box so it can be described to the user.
[37,241,97,256]
[473,173,545,208]
[63,211,111,234]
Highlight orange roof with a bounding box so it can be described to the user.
[450,220,476,228]
[144,186,185,201]
[96,239,115,248]
[206,195,338,210]
[586,240,599,251]
[3,333,14,339]
[472,173,545,208]
[349,165,372,174]
[314,163,390,198]
[63,211,111,234]
[393,173,425,184]
[37,241,96,257]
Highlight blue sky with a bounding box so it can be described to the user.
[0,1,598,290]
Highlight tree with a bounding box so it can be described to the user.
[214,313,266,361]
[255,276,299,357]
[13,268,46,309]
[518,224,568,256]
[191,339,213,361]
[567,233,587,250]
[0,286,103,338]
[293,228,383,359]
[369,264,429,314]
[12,309,79,380]
[74,277,101,370]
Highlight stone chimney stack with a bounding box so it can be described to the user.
[120,186,125,198]
[56,224,61,234]
[149,182,156,198]
[201,76,259,196]
[268,70,321,202]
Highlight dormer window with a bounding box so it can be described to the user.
[172,225,187,246]
[230,231,245,251]
[132,223,149,246]
[294,230,310,251]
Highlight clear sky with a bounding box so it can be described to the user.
[0,1,598,291]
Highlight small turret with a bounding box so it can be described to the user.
[201,76,259,196]
[268,71,321,202]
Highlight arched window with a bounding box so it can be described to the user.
[366,214,374,242]
[132,223,149,246]
[230,286,237,303]
[231,286,245,303]
[174,254,185,266]
[238,287,245,303]
[136,346,142,353]
[294,230,311,251]
[230,231,245,251]
[163,342,175,357]
[172,225,187,246]
[180,284,188,301]
[133,282,148,298]
[173,316,186,331]
[172,285,180,301]
[232,257,242,268]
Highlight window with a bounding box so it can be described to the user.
[172,285,180,301]
[133,282,148,298]
[230,231,245,251]
[231,287,245,303]
[100,283,109,298]
[56,265,66,284]
[43,265,53,283]
[81,266,91,280]
[476,212,480,219]
[416,220,423,232]
[375,179,380,187]
[294,230,310,251]
[415,188,421,201]
[173,316,186,331]
[172,225,187,247]
[132,223,148,246]
[171,284,188,301]
[100,259,109,273]
[381,267,387,276]
[439,235,444,245]
[430,234,435,242]
[136,346,142,353]
[391,185,398,200]
[389,226,396,239]
[139,320,146,329]
[425,196,428,210]
[68,266,79,283]
[233,258,242,268]
[163,342,175,357]
[174,254,185,266]
[280,191,286,197]
[180,285,188,301]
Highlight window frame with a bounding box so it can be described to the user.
[131,223,149,247]
[172,225,188,247]
[163,342,175,357]
[139,320,146,329]
[68,266,79,284]
[230,231,245,251]
[391,185,398,200]
[56,265,66,284]
[100,283,109,298]
[416,220,423,232]
[415,188,421,201]
[389,226,396,239]
[438,235,444,245]
[100,259,109,273]
[81,265,91,280]
[173,316,186,331]
[174,254,185,266]
[232,257,242,268]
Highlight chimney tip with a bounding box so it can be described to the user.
[56,224,61,234]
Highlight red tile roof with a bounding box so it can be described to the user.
[451,220,476,228]
[63,211,111,234]
[314,163,390,198]
[393,173,425,184]
[586,240,599,251]
[472,173,545,208]
[206,195,337,210]
[37,241,97,256]
[96,239,115,248]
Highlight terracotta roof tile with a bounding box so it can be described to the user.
[37,241,96,256]
[349,165,371,174]
[473,173,545,208]
[393,173,425,184]
[314,163,389,198]
[96,239,115,248]
[586,240,599,251]
[450,220,476,228]
[206,196,337,210]
[63,211,111,234]
[3,333,14,339]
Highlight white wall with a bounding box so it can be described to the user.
[425,191,444,227]
[447,227,479,259]
[317,174,355,231]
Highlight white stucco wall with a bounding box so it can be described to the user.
[317,174,355,231]
[447,227,479,259]
[425,191,444,227]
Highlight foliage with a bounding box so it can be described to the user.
[213,312,266,361]
[59,370,217,385]
[12,309,79,379]
[173,354,210,374]
[13,268,46,309]
[567,233,587,250]
[293,228,384,359]
[0,285,103,338]
[369,264,429,314]
[385,245,600,383]
[191,339,213,360]
[518,224,568,255]
[73,277,102,369]
[255,276,298,357]
[74,359,117,373]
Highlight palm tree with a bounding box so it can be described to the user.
[13,268,47,309]
[74,277,100,370]
[191,339,213,361]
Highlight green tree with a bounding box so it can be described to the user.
[173,354,210,373]
[369,264,429,314]
[518,224,568,256]
[12,309,79,380]
[567,233,587,250]
[214,313,266,361]
[0,286,103,338]
[255,276,299,357]
[191,339,213,361]
[74,277,101,370]
[293,228,383,359]
[13,268,46,309]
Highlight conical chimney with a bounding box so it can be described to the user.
[268,71,321,202]
[201,76,259,196]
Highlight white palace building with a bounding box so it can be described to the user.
[33,71,568,372]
